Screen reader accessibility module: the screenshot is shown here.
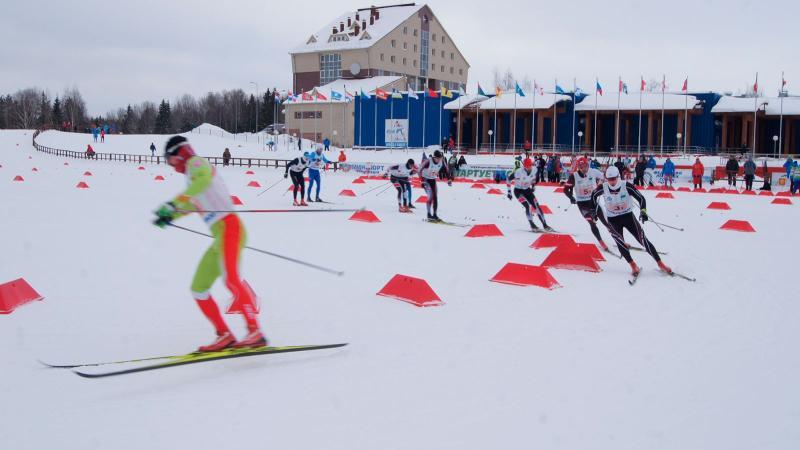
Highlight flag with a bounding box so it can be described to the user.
[345,90,355,101]
[441,87,453,98]
[330,91,343,101]
[681,78,688,92]
[391,89,403,99]
[427,88,439,98]
[495,86,503,97]
[274,91,281,101]
[640,78,646,91]
[575,87,584,96]
[596,81,603,96]
[661,76,666,92]
[555,84,565,95]
[315,90,328,101]
[477,83,487,96]
[534,81,543,95]
[375,88,389,100]
[360,88,370,100]
[753,74,758,94]
[622,83,628,94]
[782,76,787,88]
[457,87,465,96]
[301,91,313,101]
[515,82,526,97]
[408,88,419,100]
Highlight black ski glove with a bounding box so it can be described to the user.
[639,208,649,223]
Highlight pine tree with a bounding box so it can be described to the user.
[51,97,63,129]
[121,105,134,134]
[154,99,172,134]
[37,92,52,129]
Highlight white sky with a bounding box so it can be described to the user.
[1,0,797,116]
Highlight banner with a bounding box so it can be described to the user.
[385,119,408,148]
[339,162,388,175]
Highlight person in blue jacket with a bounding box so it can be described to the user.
[645,155,657,186]
[784,157,794,180]
[662,157,675,187]
[307,147,332,202]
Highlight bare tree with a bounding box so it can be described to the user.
[62,87,88,130]
[11,88,41,129]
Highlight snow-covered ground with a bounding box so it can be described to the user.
[2,128,799,449]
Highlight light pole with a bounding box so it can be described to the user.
[273,130,279,151]
[250,82,259,135]
[292,133,297,152]
[773,135,778,158]
[676,132,682,157]
[578,131,584,154]
[488,129,494,155]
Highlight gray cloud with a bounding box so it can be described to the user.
[1,0,797,115]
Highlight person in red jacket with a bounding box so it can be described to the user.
[692,158,704,188]
[338,150,347,163]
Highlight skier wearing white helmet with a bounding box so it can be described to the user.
[590,165,672,279]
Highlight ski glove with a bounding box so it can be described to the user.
[507,190,513,200]
[639,208,649,223]
[569,196,577,204]
[154,202,177,228]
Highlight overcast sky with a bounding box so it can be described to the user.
[2,0,797,115]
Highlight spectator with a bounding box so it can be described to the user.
[614,158,626,179]
[100,129,105,143]
[267,140,275,151]
[298,136,302,151]
[546,156,555,182]
[448,153,458,177]
[554,156,563,183]
[662,157,675,187]
[523,139,532,152]
[725,155,739,187]
[222,148,231,166]
[150,142,156,156]
[743,156,756,191]
[792,162,800,195]
[536,154,546,183]
[645,155,657,186]
[634,156,647,186]
[457,154,467,170]
[85,144,95,159]
[784,157,794,181]
[448,136,455,152]
[338,150,347,163]
[692,158,704,189]
[323,137,330,152]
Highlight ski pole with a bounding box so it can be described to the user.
[166,223,344,276]
[649,219,684,232]
[375,184,394,196]
[177,208,364,214]
[256,178,284,197]
[648,220,665,232]
[361,181,392,195]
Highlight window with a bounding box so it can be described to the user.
[380,53,384,61]
[451,52,454,60]
[413,44,417,52]
[431,63,435,71]
[391,39,396,48]
[413,60,417,67]
[441,36,445,44]
[319,53,342,85]
[390,55,395,63]
[403,42,407,50]
[403,26,407,34]
[459,68,463,76]
[440,50,444,57]
[450,67,453,74]
[402,57,407,66]
[294,112,301,119]
[413,29,417,36]
[432,33,436,41]
[440,65,444,73]
[419,30,429,77]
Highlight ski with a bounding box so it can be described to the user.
[628,271,641,286]
[423,219,469,227]
[603,248,622,259]
[658,269,697,282]
[45,344,347,377]
[629,245,668,256]
[517,229,573,236]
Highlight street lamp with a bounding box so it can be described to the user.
[578,131,584,153]
[250,82,259,134]
[773,135,779,158]
[488,129,494,155]
[676,133,683,156]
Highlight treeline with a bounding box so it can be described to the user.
[0,87,286,134]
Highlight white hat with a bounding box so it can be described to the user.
[605,166,620,178]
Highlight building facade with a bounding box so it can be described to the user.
[290,4,469,95]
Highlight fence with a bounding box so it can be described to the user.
[30,130,344,171]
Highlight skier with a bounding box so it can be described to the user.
[564,157,609,249]
[590,166,672,277]
[383,159,416,212]
[692,158,704,188]
[150,142,156,156]
[508,157,552,231]
[284,154,310,206]
[418,150,452,221]
[307,147,333,202]
[154,136,265,351]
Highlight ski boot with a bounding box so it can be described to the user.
[198,331,236,352]
[315,197,323,202]
[657,260,673,274]
[629,261,641,276]
[300,200,308,206]
[408,204,416,209]
[528,220,540,231]
[543,225,554,232]
[431,214,441,222]
[599,241,609,251]
[399,205,406,213]
[292,200,300,206]
[232,329,268,349]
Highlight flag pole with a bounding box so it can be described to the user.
[457,87,462,151]
[475,87,480,153]
[553,78,557,152]
[638,76,643,157]
[660,74,665,154]
[423,89,427,149]
[406,89,411,150]
[571,77,576,154]
[343,85,347,150]
[439,89,443,150]
[753,72,758,157]
[615,76,621,155]
[358,91,362,149]
[300,91,304,151]
[779,71,785,157]
[593,77,598,159]
[493,90,497,154]
[373,90,378,150]
[683,76,688,156]
[513,85,518,151]
[532,80,537,152]
[329,91,333,147]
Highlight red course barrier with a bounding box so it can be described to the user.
[377,274,443,307]
[490,263,561,289]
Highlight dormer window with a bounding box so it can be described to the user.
[327,33,349,43]
[360,31,372,40]
[306,35,317,44]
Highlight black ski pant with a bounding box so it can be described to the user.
[391,176,410,206]
[744,174,754,191]
[422,178,438,215]
[290,171,305,201]
[607,212,661,263]
[578,200,609,245]
[514,188,548,227]
[727,170,737,186]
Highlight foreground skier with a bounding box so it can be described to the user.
[590,166,672,278]
[383,158,416,212]
[507,158,552,231]
[418,150,452,221]
[154,136,266,351]
[564,157,610,249]
[284,154,310,206]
